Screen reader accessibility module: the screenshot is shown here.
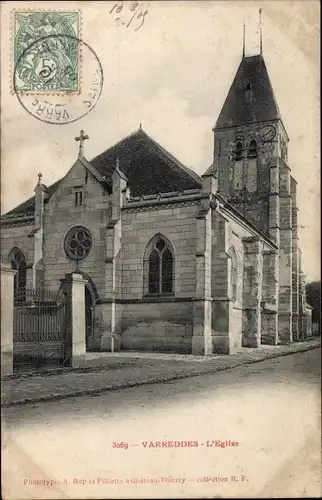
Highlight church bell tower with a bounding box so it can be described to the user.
[211,15,296,343]
[212,51,289,237]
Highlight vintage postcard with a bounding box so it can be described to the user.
[1,1,320,499]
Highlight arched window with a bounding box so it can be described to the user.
[235,142,243,161]
[9,248,27,297]
[247,140,258,159]
[145,235,174,296]
[228,247,237,302]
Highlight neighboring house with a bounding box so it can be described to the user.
[1,46,312,354]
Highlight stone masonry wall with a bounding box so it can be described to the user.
[291,177,299,340]
[1,224,34,267]
[120,201,198,352]
[214,121,279,236]
[278,161,293,342]
[121,301,193,353]
[211,208,270,353]
[121,202,198,299]
[44,163,112,350]
[228,218,265,350]
[229,230,244,350]
[211,211,228,299]
[242,237,263,348]
[43,162,110,296]
[261,251,279,345]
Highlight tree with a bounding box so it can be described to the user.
[306,281,321,329]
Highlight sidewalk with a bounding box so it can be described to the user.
[1,338,320,407]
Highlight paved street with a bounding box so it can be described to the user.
[2,348,321,499]
[2,339,320,407]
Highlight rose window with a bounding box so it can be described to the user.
[64,226,92,260]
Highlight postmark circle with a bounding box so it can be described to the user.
[13,34,103,125]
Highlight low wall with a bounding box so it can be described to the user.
[13,342,66,372]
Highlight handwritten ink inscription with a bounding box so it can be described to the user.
[109,1,150,31]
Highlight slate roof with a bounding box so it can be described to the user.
[1,128,201,219]
[91,128,201,196]
[214,54,283,130]
[2,178,61,218]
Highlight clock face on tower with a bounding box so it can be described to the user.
[260,124,276,142]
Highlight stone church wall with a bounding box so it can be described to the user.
[211,208,272,353]
[120,301,193,353]
[1,224,34,267]
[228,224,245,350]
[119,201,198,353]
[43,163,109,296]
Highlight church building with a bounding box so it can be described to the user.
[1,43,311,355]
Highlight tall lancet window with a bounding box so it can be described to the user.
[228,246,237,302]
[235,142,243,162]
[233,141,244,191]
[247,140,258,159]
[144,235,174,296]
[9,248,27,299]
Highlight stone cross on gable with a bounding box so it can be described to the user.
[75,130,89,158]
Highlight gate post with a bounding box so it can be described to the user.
[60,273,87,368]
[1,263,17,376]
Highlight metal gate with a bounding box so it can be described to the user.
[85,286,95,351]
[13,288,70,372]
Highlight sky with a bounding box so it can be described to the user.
[1,0,320,280]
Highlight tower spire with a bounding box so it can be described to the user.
[242,23,246,58]
[259,8,263,55]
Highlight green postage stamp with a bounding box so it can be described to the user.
[13,11,80,93]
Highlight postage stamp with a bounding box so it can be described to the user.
[14,37,103,125]
[13,11,80,93]
[12,11,103,125]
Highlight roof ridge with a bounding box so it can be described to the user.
[90,128,144,165]
[214,57,244,130]
[261,56,285,129]
[91,127,201,185]
[3,127,202,217]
